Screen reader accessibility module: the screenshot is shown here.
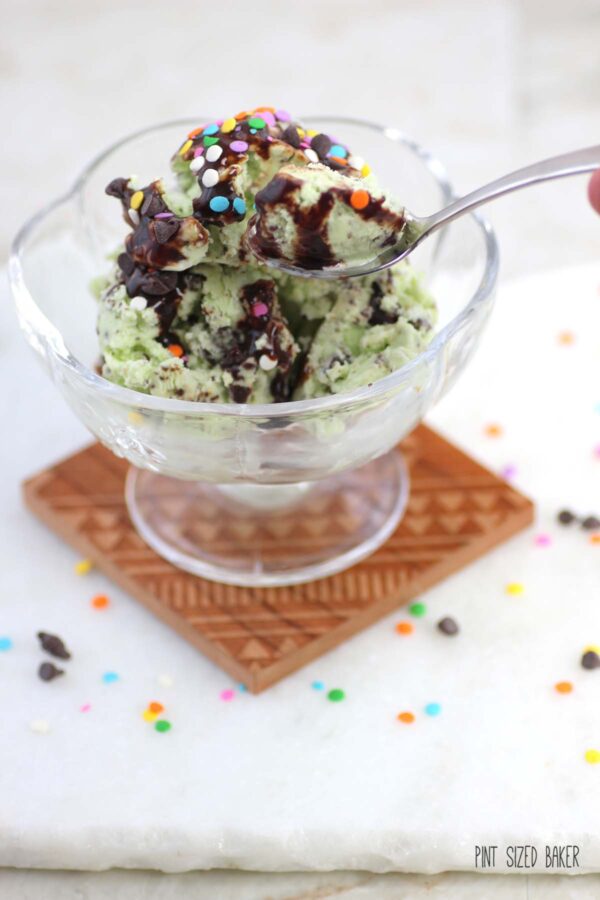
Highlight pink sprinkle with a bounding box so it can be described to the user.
[594,445,600,458]
[260,111,276,127]
[535,533,552,547]
[220,689,235,702]
[300,141,310,149]
[276,109,291,122]
[193,147,204,157]
[267,136,274,142]
[230,140,249,153]
[80,703,91,713]
[154,212,173,219]
[251,302,269,317]
[216,119,223,126]
[501,464,517,480]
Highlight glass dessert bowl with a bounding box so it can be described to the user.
[10,118,498,587]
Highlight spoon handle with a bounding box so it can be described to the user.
[423,144,600,234]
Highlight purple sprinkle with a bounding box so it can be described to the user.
[276,109,291,122]
[260,111,276,127]
[154,212,173,219]
[230,140,249,153]
[193,147,204,157]
[501,464,517,480]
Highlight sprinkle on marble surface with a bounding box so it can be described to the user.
[505,582,524,596]
[143,709,159,722]
[591,534,600,545]
[424,702,442,716]
[593,444,600,459]
[155,720,172,733]
[555,681,573,694]
[395,621,414,635]
[397,712,415,724]
[220,689,235,702]
[484,423,503,438]
[80,703,91,713]
[91,594,110,609]
[409,602,427,617]
[311,680,325,691]
[584,645,600,655]
[30,719,50,734]
[157,674,174,688]
[585,749,600,764]
[534,533,552,547]
[102,671,119,684]
[327,688,345,702]
[237,683,248,692]
[500,464,517,480]
[557,330,575,345]
[74,559,93,575]
[0,636,13,651]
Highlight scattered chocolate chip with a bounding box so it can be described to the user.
[581,515,600,531]
[282,125,301,148]
[311,133,332,158]
[582,650,600,670]
[117,252,135,277]
[153,218,180,244]
[557,509,576,525]
[437,616,459,636]
[37,631,71,660]
[105,177,130,200]
[38,662,64,682]
[137,270,179,296]
[141,192,165,217]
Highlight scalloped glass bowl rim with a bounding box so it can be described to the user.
[9,115,499,419]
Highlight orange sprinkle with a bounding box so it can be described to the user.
[397,712,415,724]
[148,701,164,714]
[395,621,414,636]
[590,534,600,545]
[555,681,573,694]
[255,106,276,113]
[168,344,184,358]
[558,330,575,345]
[235,110,248,120]
[92,594,109,609]
[330,156,348,166]
[350,189,370,210]
[188,126,204,139]
[484,423,503,438]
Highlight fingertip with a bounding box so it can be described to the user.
[588,170,600,214]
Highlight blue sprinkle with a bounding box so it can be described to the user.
[250,128,257,134]
[424,702,441,716]
[311,680,325,691]
[595,402,600,414]
[328,144,347,158]
[203,124,219,135]
[233,197,247,215]
[102,671,119,684]
[0,636,13,651]
[238,683,248,692]
[209,196,230,213]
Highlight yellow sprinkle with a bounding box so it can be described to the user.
[74,559,93,576]
[130,190,144,211]
[142,710,158,722]
[585,645,600,655]
[128,411,144,426]
[361,164,371,177]
[585,749,600,764]
[221,117,236,134]
[179,139,193,156]
[307,129,317,137]
[297,127,305,138]
[505,582,524,596]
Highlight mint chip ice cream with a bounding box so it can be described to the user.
[96,107,436,403]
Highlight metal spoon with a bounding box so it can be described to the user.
[252,145,600,280]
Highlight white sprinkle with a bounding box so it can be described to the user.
[130,297,147,312]
[348,154,364,170]
[202,168,219,188]
[30,719,50,734]
[304,148,319,164]
[205,145,223,163]
[128,208,140,226]
[259,354,278,371]
[190,155,205,174]
[157,674,174,688]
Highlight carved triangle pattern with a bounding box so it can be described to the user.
[24,427,534,692]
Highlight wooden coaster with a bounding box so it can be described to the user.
[23,426,533,693]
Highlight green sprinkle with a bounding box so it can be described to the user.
[203,136,219,147]
[247,117,266,129]
[409,602,427,617]
[155,719,172,733]
[327,688,345,702]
